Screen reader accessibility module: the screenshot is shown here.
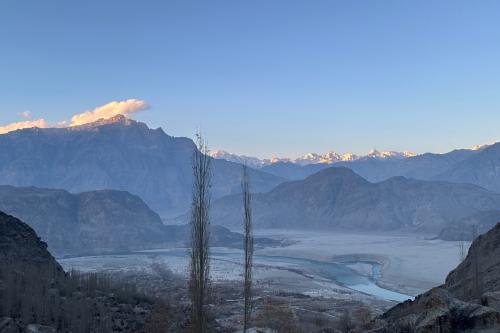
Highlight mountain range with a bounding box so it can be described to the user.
[210,149,415,169]
[210,167,500,237]
[2,114,500,240]
[0,115,284,217]
[213,143,500,195]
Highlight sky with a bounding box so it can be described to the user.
[1,1,500,158]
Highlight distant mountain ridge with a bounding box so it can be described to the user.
[0,114,285,217]
[211,167,500,236]
[210,149,415,168]
[215,143,500,193]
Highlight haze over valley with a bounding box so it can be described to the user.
[3,1,500,332]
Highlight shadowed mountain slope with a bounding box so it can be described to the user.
[212,167,500,235]
[435,142,500,193]
[0,115,284,217]
[0,185,280,255]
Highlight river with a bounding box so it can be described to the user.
[59,247,412,303]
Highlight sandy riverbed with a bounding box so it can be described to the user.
[254,229,468,295]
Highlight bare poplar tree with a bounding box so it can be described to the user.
[189,133,211,333]
[242,165,253,332]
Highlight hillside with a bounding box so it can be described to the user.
[435,142,500,193]
[0,115,284,217]
[371,223,500,332]
[0,212,166,332]
[0,185,173,255]
[0,185,279,255]
[211,167,500,235]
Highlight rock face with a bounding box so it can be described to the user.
[0,212,158,333]
[370,222,500,333]
[0,115,284,217]
[212,167,500,235]
[445,223,500,302]
[0,212,65,332]
[0,185,278,255]
[0,211,64,274]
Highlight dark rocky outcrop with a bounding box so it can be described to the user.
[368,222,500,332]
[0,211,64,275]
[445,223,500,302]
[0,212,162,333]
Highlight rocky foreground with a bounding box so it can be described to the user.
[0,211,386,332]
[0,211,174,333]
[367,222,500,332]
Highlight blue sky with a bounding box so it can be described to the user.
[1,1,499,158]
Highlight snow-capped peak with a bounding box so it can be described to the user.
[366,149,415,159]
[210,148,415,168]
[209,150,267,168]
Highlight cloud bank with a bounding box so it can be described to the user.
[0,99,148,134]
[0,119,49,134]
[70,99,149,126]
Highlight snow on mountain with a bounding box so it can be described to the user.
[209,150,268,168]
[210,149,416,167]
[365,149,415,160]
[470,142,497,151]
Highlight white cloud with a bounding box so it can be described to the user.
[70,99,149,126]
[0,99,149,134]
[0,119,49,134]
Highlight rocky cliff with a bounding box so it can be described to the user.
[0,212,167,333]
[0,211,64,274]
[368,222,500,332]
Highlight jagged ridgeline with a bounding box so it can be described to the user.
[0,115,284,217]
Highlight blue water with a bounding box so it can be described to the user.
[139,248,413,302]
